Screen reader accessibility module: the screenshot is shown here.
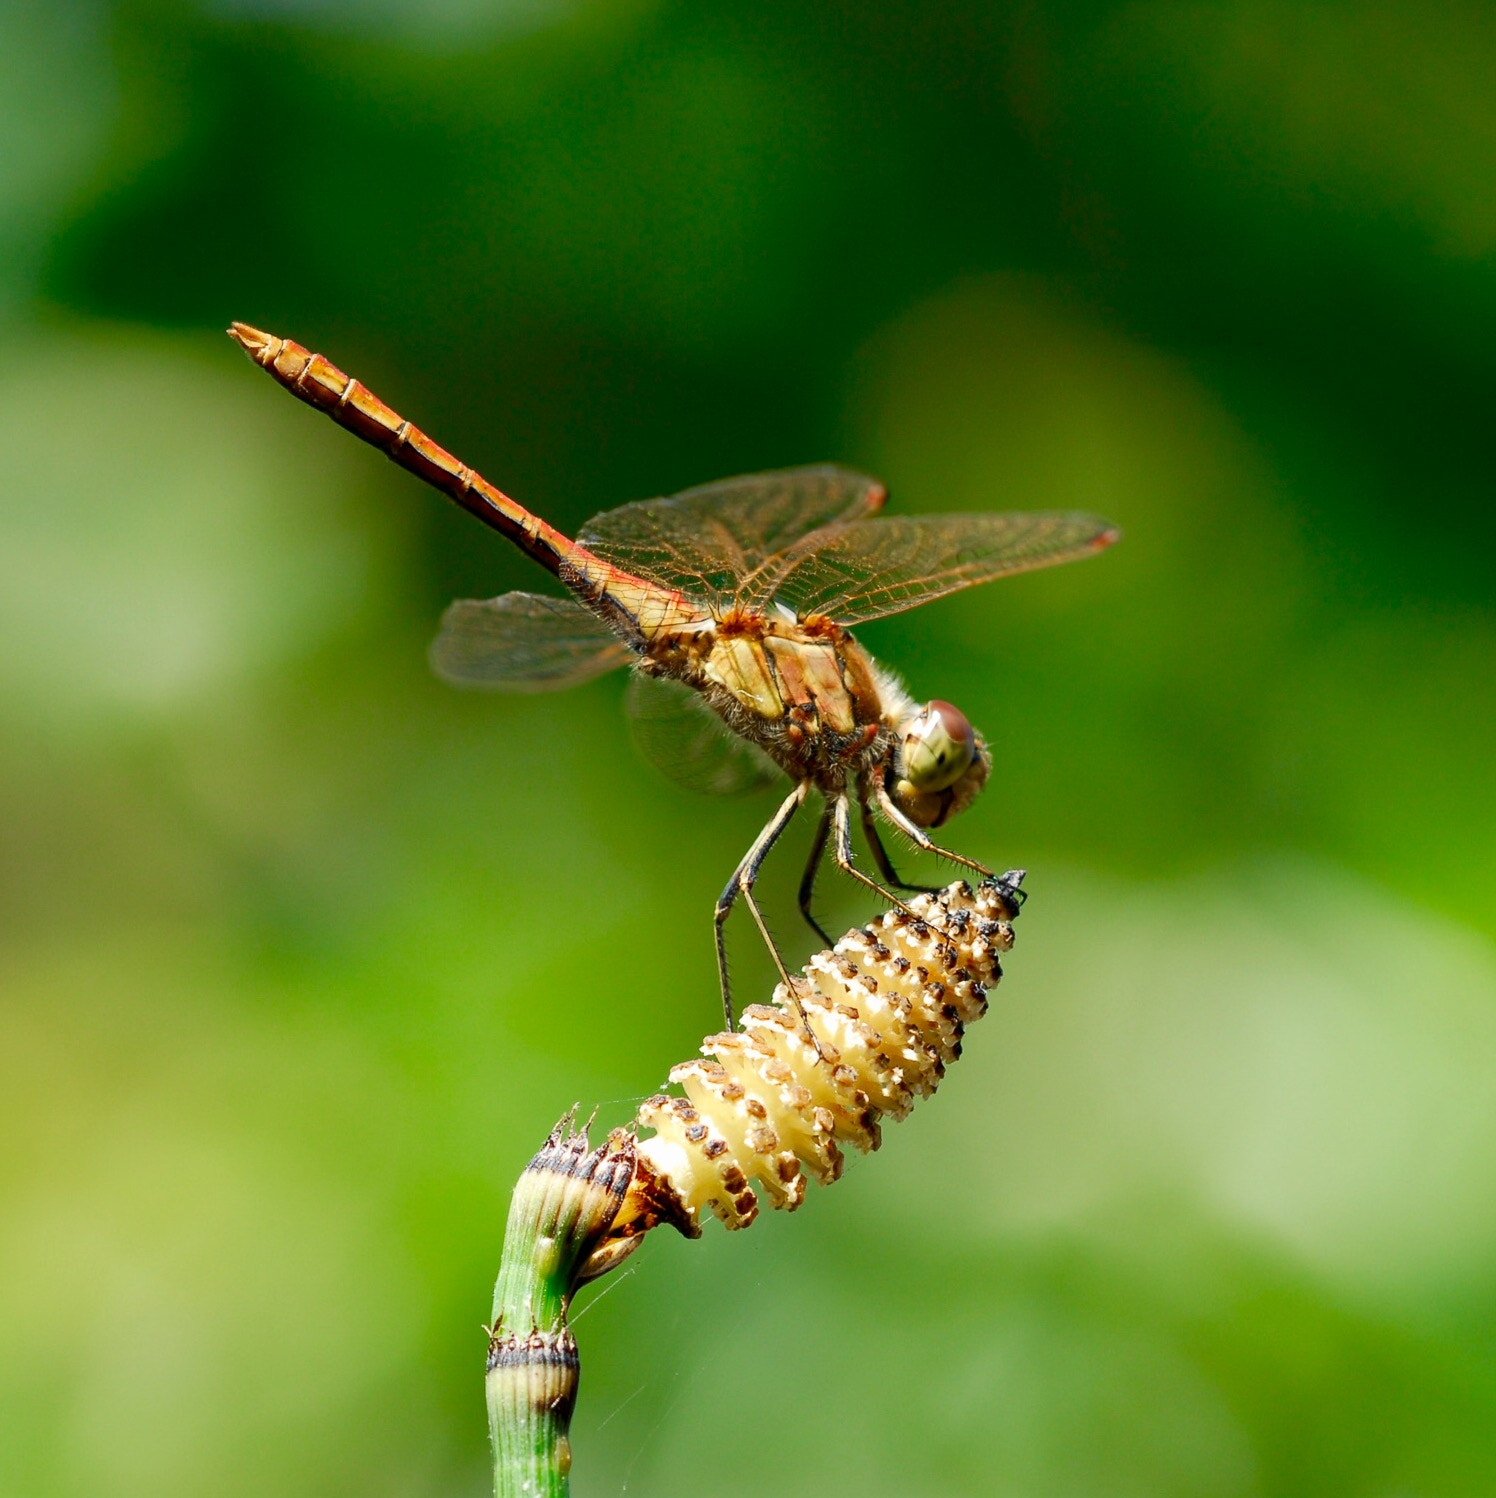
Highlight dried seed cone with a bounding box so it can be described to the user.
[620,872,1024,1236]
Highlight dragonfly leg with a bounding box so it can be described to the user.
[831,794,919,919]
[858,795,943,895]
[874,780,993,879]
[714,782,810,1031]
[796,802,835,947]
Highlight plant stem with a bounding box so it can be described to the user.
[483,873,1025,1492]
[486,1119,639,1498]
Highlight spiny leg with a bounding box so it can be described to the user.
[858,795,942,894]
[831,794,919,919]
[874,779,992,879]
[796,801,835,947]
[714,782,810,1031]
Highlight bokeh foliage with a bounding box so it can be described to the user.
[3,2,1495,1494]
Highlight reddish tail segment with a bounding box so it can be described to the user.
[228,322,578,580]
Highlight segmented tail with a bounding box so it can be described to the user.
[228,322,577,580]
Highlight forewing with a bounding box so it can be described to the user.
[577,465,886,612]
[625,672,783,796]
[430,592,633,691]
[770,512,1120,625]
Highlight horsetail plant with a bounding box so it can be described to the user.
[486,870,1025,1497]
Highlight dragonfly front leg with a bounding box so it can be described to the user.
[873,780,992,879]
[858,795,942,895]
[796,802,835,948]
[714,781,811,1030]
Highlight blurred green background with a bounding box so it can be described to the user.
[4,2,1496,1494]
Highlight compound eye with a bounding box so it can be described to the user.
[901,699,976,793]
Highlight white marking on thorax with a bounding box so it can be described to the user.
[870,658,919,730]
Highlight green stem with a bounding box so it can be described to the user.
[486,1118,639,1498]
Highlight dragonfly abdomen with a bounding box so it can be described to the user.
[228,323,578,578]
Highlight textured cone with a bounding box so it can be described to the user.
[619,873,1022,1234]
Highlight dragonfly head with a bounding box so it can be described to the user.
[890,699,991,829]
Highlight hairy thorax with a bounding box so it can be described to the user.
[647,611,896,789]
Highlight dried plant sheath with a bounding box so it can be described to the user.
[488,874,1024,1495]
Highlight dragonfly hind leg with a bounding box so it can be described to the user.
[714,781,811,1031]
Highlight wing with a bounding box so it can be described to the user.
[577,465,886,614]
[766,512,1121,626]
[625,672,783,796]
[429,592,634,691]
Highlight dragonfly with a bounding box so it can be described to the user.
[229,322,1118,1027]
